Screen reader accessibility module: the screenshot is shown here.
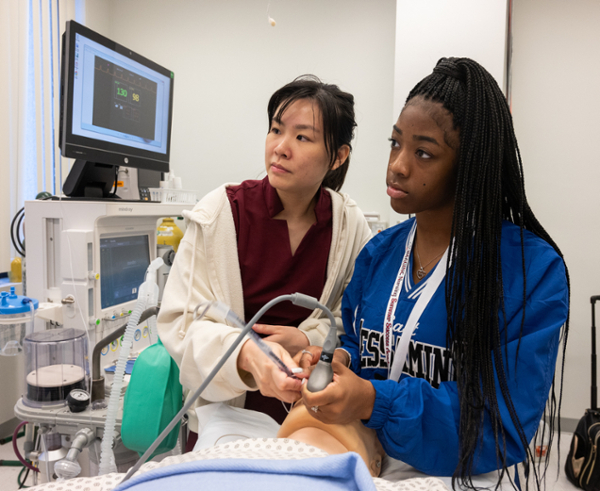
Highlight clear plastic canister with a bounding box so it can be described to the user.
[0,287,38,356]
[23,328,88,408]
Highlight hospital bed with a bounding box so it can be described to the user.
[24,437,448,491]
[24,403,526,491]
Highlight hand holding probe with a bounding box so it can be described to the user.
[193,301,300,379]
[121,293,337,483]
[246,329,299,378]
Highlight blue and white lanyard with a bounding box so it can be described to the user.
[383,222,449,382]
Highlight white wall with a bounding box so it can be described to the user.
[392,0,508,225]
[511,0,600,422]
[83,0,396,218]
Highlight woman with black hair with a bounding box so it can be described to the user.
[300,58,569,488]
[158,75,371,441]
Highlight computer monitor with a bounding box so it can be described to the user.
[60,20,174,198]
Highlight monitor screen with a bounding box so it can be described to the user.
[60,21,173,173]
[99,235,151,310]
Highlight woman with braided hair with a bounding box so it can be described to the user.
[299,57,569,487]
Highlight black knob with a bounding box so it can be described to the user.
[67,389,90,413]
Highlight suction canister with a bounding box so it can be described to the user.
[0,286,38,356]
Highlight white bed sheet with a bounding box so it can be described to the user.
[26,403,520,491]
[26,438,449,491]
[25,404,453,491]
[194,403,515,489]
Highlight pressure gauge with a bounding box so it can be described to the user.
[67,389,90,413]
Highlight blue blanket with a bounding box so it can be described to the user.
[113,452,377,491]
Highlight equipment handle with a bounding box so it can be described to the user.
[591,296,600,409]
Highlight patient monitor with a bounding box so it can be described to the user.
[25,199,191,345]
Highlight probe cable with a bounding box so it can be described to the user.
[120,293,336,483]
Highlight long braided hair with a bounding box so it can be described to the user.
[406,57,570,488]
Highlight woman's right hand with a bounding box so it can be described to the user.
[237,339,304,403]
[294,346,374,424]
[301,361,375,425]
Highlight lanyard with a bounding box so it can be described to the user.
[383,221,416,371]
[383,222,449,382]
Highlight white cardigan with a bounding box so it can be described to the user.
[156,183,371,430]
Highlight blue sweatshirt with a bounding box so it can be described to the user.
[340,218,568,476]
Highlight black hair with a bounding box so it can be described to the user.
[406,57,570,489]
[267,75,356,192]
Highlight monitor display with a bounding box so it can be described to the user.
[60,20,174,177]
[99,235,150,310]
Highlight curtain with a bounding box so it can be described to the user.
[0,0,80,271]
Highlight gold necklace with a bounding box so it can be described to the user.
[415,245,444,280]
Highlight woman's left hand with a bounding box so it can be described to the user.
[252,324,309,357]
[300,361,376,425]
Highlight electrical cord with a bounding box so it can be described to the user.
[10,208,25,257]
[18,466,30,488]
[0,430,24,445]
[16,211,25,253]
[10,193,54,258]
[109,166,119,198]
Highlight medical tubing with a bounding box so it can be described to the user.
[28,300,35,335]
[54,460,80,481]
[144,264,161,345]
[98,294,146,474]
[40,431,51,484]
[121,292,331,483]
[98,258,163,475]
[12,421,38,473]
[147,314,157,345]
[196,301,297,377]
[193,301,245,328]
[91,307,159,392]
[54,428,95,481]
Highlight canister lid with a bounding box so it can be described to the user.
[0,287,39,315]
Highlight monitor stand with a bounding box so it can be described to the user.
[62,160,118,198]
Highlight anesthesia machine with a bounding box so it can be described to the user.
[7,17,194,483]
[15,198,193,481]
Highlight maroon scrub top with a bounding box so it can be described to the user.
[226,177,332,423]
